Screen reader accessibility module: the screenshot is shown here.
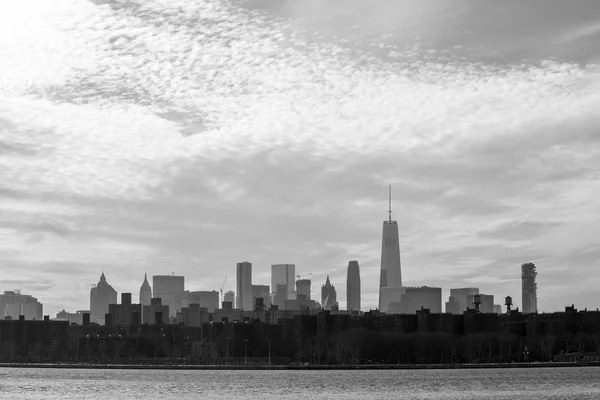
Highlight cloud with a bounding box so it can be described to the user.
[1,0,599,315]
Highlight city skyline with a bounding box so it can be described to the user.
[3,0,600,317]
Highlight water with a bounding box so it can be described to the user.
[1,367,599,399]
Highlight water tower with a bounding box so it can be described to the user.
[505,296,513,313]
[473,294,481,313]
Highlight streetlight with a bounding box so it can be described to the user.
[266,338,272,366]
[297,339,301,365]
[244,339,249,366]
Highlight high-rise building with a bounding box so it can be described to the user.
[224,290,235,308]
[467,293,494,313]
[252,285,271,310]
[190,291,219,313]
[446,288,479,314]
[271,264,296,309]
[295,280,311,300]
[321,276,338,311]
[0,290,43,321]
[378,186,402,312]
[522,262,538,314]
[90,272,118,325]
[139,273,152,307]
[153,275,185,318]
[346,261,361,311]
[236,262,253,311]
[142,297,169,325]
[108,293,141,325]
[398,286,442,314]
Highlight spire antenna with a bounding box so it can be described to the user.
[388,184,392,222]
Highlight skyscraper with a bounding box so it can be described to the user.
[522,262,538,314]
[90,272,117,325]
[346,261,361,311]
[153,275,185,318]
[0,290,43,321]
[223,290,235,308]
[378,186,402,312]
[236,262,253,311]
[321,275,338,311]
[139,273,152,309]
[446,288,479,314]
[271,264,296,309]
[296,279,311,300]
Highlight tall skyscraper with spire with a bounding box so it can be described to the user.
[90,272,117,325]
[346,261,361,311]
[139,273,152,323]
[378,185,402,312]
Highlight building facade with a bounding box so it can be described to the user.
[90,273,117,325]
[522,262,538,314]
[378,186,402,312]
[223,290,235,308]
[295,280,311,300]
[139,274,152,307]
[252,285,271,311]
[190,291,219,313]
[346,260,361,311]
[446,288,480,314]
[0,291,43,321]
[153,275,185,318]
[236,262,253,311]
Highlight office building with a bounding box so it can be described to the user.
[321,276,338,311]
[346,261,361,311]
[0,290,43,321]
[90,272,117,325]
[271,264,296,309]
[224,290,235,308]
[522,262,538,314]
[55,310,89,325]
[467,293,495,313]
[190,291,219,313]
[153,275,185,317]
[108,293,141,325]
[381,286,407,313]
[378,186,402,311]
[236,262,253,311]
[445,288,479,314]
[296,280,311,300]
[399,286,442,314]
[252,285,271,310]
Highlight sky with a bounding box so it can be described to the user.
[1,0,600,316]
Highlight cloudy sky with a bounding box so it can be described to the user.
[1,0,600,316]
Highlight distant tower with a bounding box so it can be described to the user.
[90,272,117,325]
[378,185,402,312]
[153,275,185,318]
[521,263,538,314]
[139,274,152,306]
[139,273,152,323]
[321,276,338,311]
[346,261,361,311]
[236,262,253,311]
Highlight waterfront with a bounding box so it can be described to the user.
[1,366,600,399]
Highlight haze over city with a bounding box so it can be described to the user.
[2,0,600,317]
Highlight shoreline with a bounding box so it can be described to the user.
[1,362,599,371]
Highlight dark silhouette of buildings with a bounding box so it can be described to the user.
[346,261,361,312]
